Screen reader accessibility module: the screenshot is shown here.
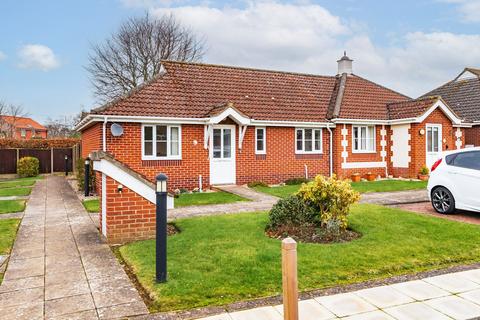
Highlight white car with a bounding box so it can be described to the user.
[427,147,480,214]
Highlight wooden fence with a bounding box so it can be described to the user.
[0,144,81,174]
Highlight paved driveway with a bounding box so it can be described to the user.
[391,202,480,225]
[0,176,148,319]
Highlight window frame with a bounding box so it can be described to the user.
[295,128,323,154]
[20,128,26,138]
[352,125,376,153]
[141,124,182,160]
[255,127,266,154]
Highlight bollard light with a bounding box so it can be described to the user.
[64,155,69,176]
[84,157,91,197]
[155,173,168,283]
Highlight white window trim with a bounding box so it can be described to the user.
[255,127,266,154]
[295,128,323,154]
[141,124,182,160]
[352,125,376,154]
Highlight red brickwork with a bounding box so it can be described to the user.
[81,123,102,158]
[465,126,480,146]
[102,175,156,244]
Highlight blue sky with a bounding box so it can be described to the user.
[1,0,479,123]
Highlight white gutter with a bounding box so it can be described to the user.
[326,123,333,177]
[75,114,337,131]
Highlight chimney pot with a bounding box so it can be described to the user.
[337,51,353,75]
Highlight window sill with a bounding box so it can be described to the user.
[142,156,182,161]
[352,151,376,154]
[295,151,323,155]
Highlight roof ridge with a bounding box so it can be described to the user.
[160,60,336,79]
[386,95,439,107]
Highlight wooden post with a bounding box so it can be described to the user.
[50,147,54,174]
[282,237,298,320]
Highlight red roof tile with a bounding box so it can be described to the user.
[387,96,439,120]
[91,61,410,122]
[0,116,46,130]
[338,76,410,120]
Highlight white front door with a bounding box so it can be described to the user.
[426,124,442,169]
[210,125,236,185]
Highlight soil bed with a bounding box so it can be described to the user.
[266,225,361,244]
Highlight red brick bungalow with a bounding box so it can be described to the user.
[77,55,468,191]
[422,67,480,147]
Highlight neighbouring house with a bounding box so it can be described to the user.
[76,54,470,243]
[421,67,480,147]
[0,115,48,140]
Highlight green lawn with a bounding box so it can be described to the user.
[174,191,248,207]
[83,199,100,212]
[0,187,32,197]
[0,200,25,214]
[120,204,480,312]
[0,219,21,284]
[0,176,42,189]
[254,180,428,199]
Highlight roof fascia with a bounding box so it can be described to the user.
[208,107,251,125]
[415,99,462,125]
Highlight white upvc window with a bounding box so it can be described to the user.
[352,125,376,153]
[142,124,181,160]
[20,129,26,138]
[295,128,322,154]
[255,127,266,154]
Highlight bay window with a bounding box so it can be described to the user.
[295,128,322,153]
[353,125,375,153]
[142,124,181,160]
[255,127,266,154]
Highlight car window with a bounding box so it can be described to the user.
[449,151,480,171]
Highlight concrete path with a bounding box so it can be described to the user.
[199,268,480,320]
[0,176,148,320]
[168,185,278,220]
[360,189,429,205]
[0,212,23,220]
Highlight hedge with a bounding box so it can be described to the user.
[0,138,80,149]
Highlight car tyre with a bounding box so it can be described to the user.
[431,186,456,214]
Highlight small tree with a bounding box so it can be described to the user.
[87,13,205,102]
[297,175,360,230]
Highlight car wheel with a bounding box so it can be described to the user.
[431,187,456,214]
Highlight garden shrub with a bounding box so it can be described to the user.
[267,195,318,230]
[247,181,268,188]
[17,157,39,177]
[297,175,360,231]
[420,165,430,175]
[76,157,95,192]
[285,177,309,185]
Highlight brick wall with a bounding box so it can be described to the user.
[332,124,388,179]
[236,126,330,184]
[465,126,480,146]
[102,175,156,244]
[81,123,102,158]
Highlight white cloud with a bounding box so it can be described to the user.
[0,51,6,61]
[147,1,480,97]
[443,0,480,23]
[18,44,60,71]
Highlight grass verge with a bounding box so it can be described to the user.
[0,187,32,197]
[83,199,100,213]
[254,180,428,199]
[119,204,480,312]
[0,200,25,214]
[0,176,42,189]
[174,191,248,207]
[0,219,21,284]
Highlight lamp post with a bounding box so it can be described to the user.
[84,158,90,197]
[155,173,168,283]
[64,155,68,176]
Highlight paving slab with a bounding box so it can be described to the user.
[354,285,414,308]
[342,310,395,320]
[273,298,335,320]
[315,292,377,317]
[390,280,450,301]
[0,176,148,319]
[229,306,282,320]
[384,302,451,320]
[423,273,480,293]
[424,295,480,319]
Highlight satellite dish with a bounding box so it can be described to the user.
[110,123,124,137]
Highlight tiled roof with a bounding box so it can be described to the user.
[338,75,410,120]
[0,116,46,130]
[91,61,410,123]
[421,71,480,122]
[387,96,440,120]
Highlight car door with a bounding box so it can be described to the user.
[446,151,480,211]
